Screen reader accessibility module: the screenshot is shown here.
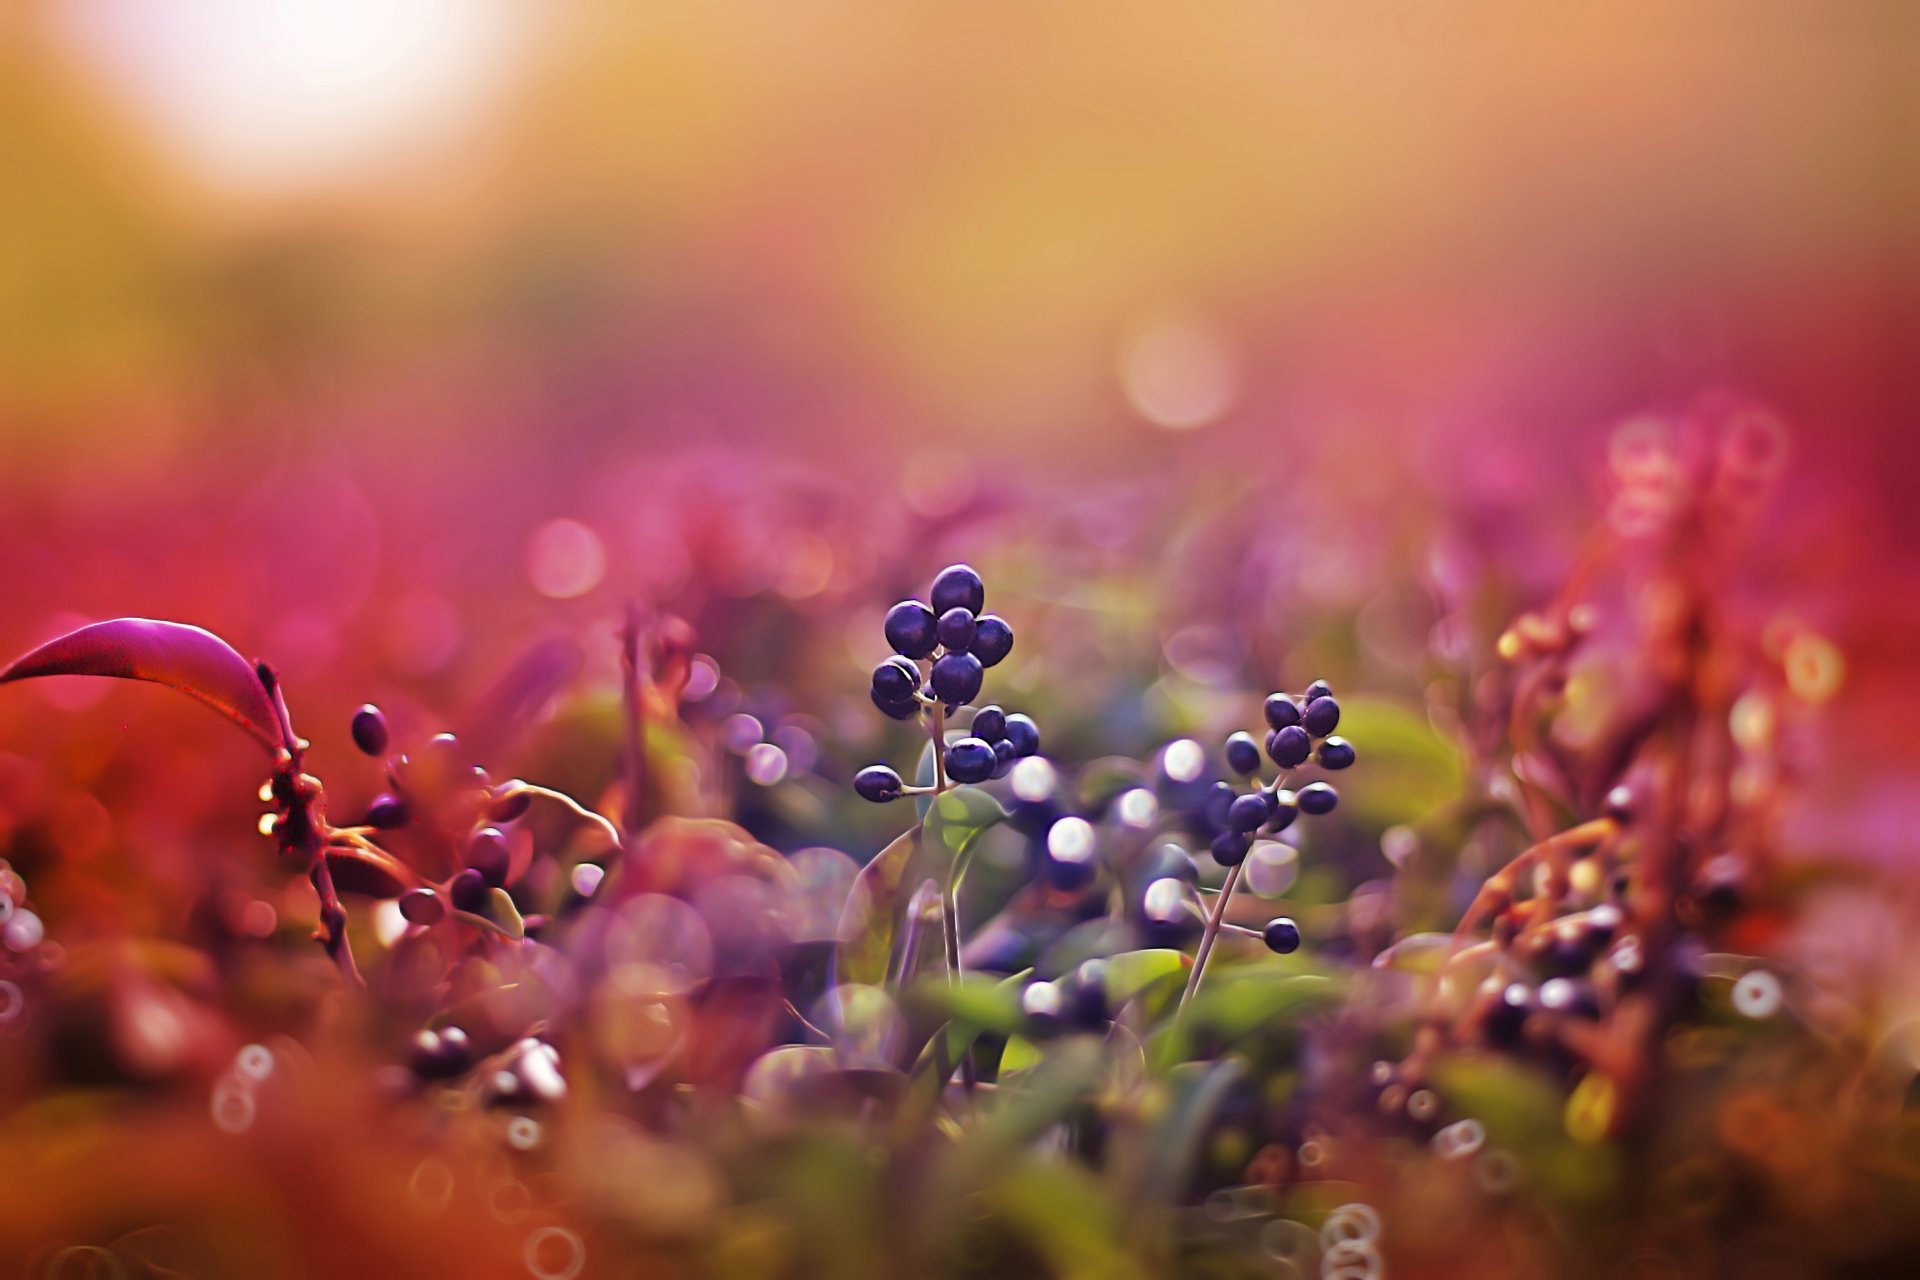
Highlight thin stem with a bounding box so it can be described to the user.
[517,784,624,852]
[1178,860,1244,1015]
[925,700,976,1094]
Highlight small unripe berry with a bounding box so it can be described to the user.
[467,827,511,887]
[884,600,939,659]
[930,564,986,615]
[970,615,1014,667]
[351,704,390,756]
[872,656,920,703]
[854,765,905,803]
[450,868,491,914]
[1302,696,1341,737]
[936,607,977,652]
[1267,724,1312,769]
[931,652,984,705]
[1297,782,1339,815]
[1224,732,1262,776]
[971,705,1008,743]
[1263,694,1302,731]
[366,793,408,829]
[1262,917,1301,954]
[945,737,996,784]
[1211,830,1250,866]
[1228,793,1270,834]
[1003,713,1040,757]
[1315,737,1356,770]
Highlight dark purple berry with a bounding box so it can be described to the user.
[1484,982,1533,1046]
[873,656,920,702]
[936,607,977,652]
[1262,917,1301,954]
[399,888,445,926]
[1267,724,1312,768]
[871,686,920,720]
[1211,830,1250,866]
[972,705,1008,743]
[991,739,1016,776]
[366,793,408,830]
[970,614,1014,667]
[930,564,986,615]
[945,737,996,784]
[1264,694,1302,731]
[450,868,491,914]
[1203,780,1235,830]
[1265,789,1299,832]
[1303,679,1334,703]
[1302,696,1341,737]
[1224,731,1261,776]
[1604,784,1634,824]
[1297,781,1338,815]
[854,765,905,803]
[1003,713,1040,757]
[1228,793,1269,834]
[1315,737,1356,770]
[467,827,511,887]
[930,652,984,705]
[1539,977,1600,1019]
[489,783,532,822]
[884,600,939,659]
[351,704,390,756]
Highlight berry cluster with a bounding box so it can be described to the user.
[856,564,1040,802]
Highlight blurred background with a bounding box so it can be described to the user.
[2,0,1914,879]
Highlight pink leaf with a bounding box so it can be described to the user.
[0,618,282,752]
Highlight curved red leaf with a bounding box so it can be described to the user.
[0,618,282,752]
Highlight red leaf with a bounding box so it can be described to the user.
[0,618,282,752]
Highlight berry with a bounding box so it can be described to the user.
[1211,830,1250,866]
[1003,713,1041,757]
[1263,694,1302,731]
[871,687,920,720]
[854,765,905,803]
[931,564,986,616]
[991,739,1017,776]
[1484,982,1533,1046]
[930,652,984,705]
[366,793,409,829]
[1297,782,1339,815]
[1224,732,1262,776]
[1262,917,1302,954]
[1265,789,1299,832]
[1303,679,1334,703]
[351,704,390,756]
[884,600,939,659]
[971,705,1008,743]
[1228,793,1270,834]
[970,615,1014,667]
[1203,780,1236,830]
[936,607,977,652]
[872,657,920,703]
[1604,784,1634,824]
[450,868,491,914]
[1302,696,1341,737]
[398,888,445,926]
[468,827,511,887]
[945,737,996,785]
[1063,961,1110,1029]
[1315,737,1356,770]
[1267,724,1312,768]
[1539,977,1600,1019]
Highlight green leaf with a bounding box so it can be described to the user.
[833,823,925,988]
[1333,696,1467,828]
[1140,1057,1246,1206]
[998,1034,1043,1079]
[1101,949,1191,1007]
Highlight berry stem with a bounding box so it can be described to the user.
[929,702,950,795]
[924,699,977,1095]
[1178,860,1244,1016]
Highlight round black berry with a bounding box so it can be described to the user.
[1224,731,1262,776]
[930,652,984,705]
[1203,780,1235,831]
[991,739,1017,776]
[884,600,939,659]
[450,868,491,914]
[1297,781,1339,815]
[1003,713,1040,757]
[1303,679,1334,703]
[1211,830,1250,866]
[1267,724,1312,769]
[366,793,409,830]
[970,614,1014,667]
[1064,960,1109,1030]
[1228,793,1270,834]
[467,827,511,887]
[945,737,996,784]
[936,607,977,652]
[1315,737,1356,770]
[1302,696,1341,737]
[872,656,920,703]
[1262,917,1301,954]
[1484,982,1533,1046]
[351,704,390,756]
[972,705,1008,743]
[398,887,445,926]
[1265,789,1299,832]
[872,686,920,720]
[930,564,986,616]
[854,765,905,803]
[1263,694,1302,731]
